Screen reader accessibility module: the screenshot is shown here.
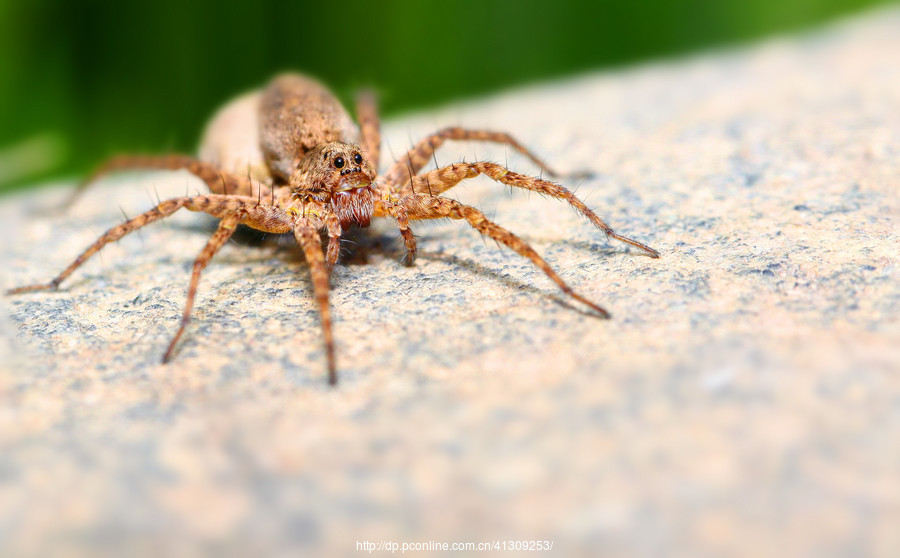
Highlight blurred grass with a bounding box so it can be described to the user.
[0,0,893,192]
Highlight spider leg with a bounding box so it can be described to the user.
[7,195,289,295]
[61,155,273,210]
[162,213,240,362]
[10,194,295,361]
[399,162,659,258]
[293,222,338,385]
[394,209,418,265]
[378,194,610,318]
[356,89,381,171]
[324,213,343,274]
[382,127,579,192]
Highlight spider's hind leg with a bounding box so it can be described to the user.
[383,127,587,192]
[356,89,381,171]
[60,155,273,211]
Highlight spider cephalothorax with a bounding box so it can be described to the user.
[8,72,660,386]
[290,142,376,228]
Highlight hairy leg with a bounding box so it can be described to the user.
[61,155,274,210]
[294,222,338,385]
[394,210,417,265]
[397,162,658,258]
[382,127,580,192]
[324,213,343,274]
[356,90,381,171]
[163,214,240,362]
[378,194,610,318]
[7,194,291,295]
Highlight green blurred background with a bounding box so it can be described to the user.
[0,0,893,192]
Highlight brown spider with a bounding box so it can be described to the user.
[7,73,659,385]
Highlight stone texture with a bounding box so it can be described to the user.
[2,9,899,558]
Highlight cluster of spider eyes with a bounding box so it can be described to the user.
[332,153,363,170]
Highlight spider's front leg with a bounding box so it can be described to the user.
[164,201,299,362]
[293,221,338,385]
[323,212,344,274]
[163,213,240,362]
[377,194,610,318]
[401,161,659,258]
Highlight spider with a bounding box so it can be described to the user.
[7,73,659,385]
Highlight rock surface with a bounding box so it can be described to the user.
[2,9,899,558]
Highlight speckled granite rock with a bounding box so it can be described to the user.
[2,10,900,558]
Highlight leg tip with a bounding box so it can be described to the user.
[590,304,611,319]
[161,344,177,364]
[594,305,612,320]
[401,250,417,267]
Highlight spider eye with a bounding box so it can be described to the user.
[334,156,345,169]
[354,153,363,165]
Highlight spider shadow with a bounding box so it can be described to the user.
[542,237,660,260]
[148,218,379,268]
[344,229,651,319]
[140,218,633,321]
[413,249,607,320]
[159,218,294,263]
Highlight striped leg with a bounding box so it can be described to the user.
[394,209,417,265]
[9,195,295,363]
[382,127,575,191]
[324,212,343,274]
[294,222,338,386]
[162,214,240,362]
[398,162,659,257]
[7,195,290,295]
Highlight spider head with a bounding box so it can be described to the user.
[291,142,377,228]
[292,142,375,196]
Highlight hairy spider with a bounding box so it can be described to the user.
[7,73,659,385]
